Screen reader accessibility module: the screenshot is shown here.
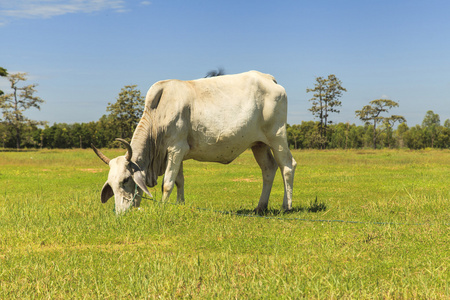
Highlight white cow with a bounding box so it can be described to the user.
[92,71,297,214]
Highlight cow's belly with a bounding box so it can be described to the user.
[185,125,263,164]
[185,141,254,164]
[184,92,271,163]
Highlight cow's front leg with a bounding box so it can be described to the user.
[175,162,185,204]
[161,144,188,202]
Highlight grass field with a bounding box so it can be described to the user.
[0,148,449,298]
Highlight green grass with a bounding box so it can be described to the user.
[0,149,449,298]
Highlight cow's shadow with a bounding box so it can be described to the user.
[235,206,305,216]
[236,198,327,216]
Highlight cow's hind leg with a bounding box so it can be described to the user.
[269,138,297,211]
[251,143,278,213]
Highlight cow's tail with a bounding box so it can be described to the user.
[255,71,277,84]
[265,73,278,84]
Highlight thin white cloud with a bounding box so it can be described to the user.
[0,0,126,22]
[140,1,151,6]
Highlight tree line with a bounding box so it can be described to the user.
[287,116,450,150]
[1,69,449,150]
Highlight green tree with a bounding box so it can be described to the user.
[303,121,325,149]
[0,72,46,149]
[404,125,426,149]
[355,99,406,149]
[106,85,144,140]
[435,126,450,149]
[0,122,11,148]
[287,124,301,149]
[381,115,407,148]
[444,119,450,129]
[421,110,440,148]
[306,75,347,147]
[0,67,7,96]
[395,122,409,148]
[328,123,352,149]
[348,124,365,148]
[96,114,120,147]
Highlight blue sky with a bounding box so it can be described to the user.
[1,0,449,126]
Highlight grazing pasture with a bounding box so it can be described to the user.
[0,149,449,298]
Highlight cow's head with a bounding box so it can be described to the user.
[91,138,152,214]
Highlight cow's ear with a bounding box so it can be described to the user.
[133,171,152,197]
[101,182,114,203]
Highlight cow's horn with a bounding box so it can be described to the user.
[91,144,111,165]
[115,138,132,161]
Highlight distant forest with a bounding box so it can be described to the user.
[1,113,449,150]
[1,69,449,150]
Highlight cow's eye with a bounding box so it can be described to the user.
[123,178,130,185]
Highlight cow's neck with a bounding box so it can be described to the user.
[130,111,166,187]
[130,136,150,175]
[130,112,152,186]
